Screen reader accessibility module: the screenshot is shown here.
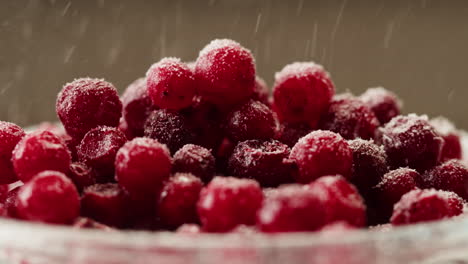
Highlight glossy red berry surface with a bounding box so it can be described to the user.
[430,117,463,161]
[115,138,172,199]
[277,122,311,147]
[147,58,196,110]
[423,159,468,200]
[374,168,422,221]
[228,139,294,187]
[81,183,128,228]
[67,162,96,192]
[359,87,402,124]
[224,100,277,142]
[157,173,203,229]
[0,122,25,184]
[377,114,444,172]
[195,39,255,109]
[272,62,334,127]
[308,175,366,227]
[17,171,80,224]
[77,126,127,181]
[4,187,20,218]
[251,76,270,105]
[172,144,215,183]
[290,130,353,183]
[319,94,380,140]
[121,77,155,137]
[197,177,263,232]
[12,130,71,183]
[144,109,196,153]
[257,184,326,232]
[56,78,122,139]
[390,189,463,225]
[348,139,388,195]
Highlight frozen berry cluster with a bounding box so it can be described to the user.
[0,39,466,234]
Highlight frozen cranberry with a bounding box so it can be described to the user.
[308,175,366,227]
[115,138,172,200]
[147,57,196,110]
[176,223,201,234]
[256,184,326,232]
[17,171,80,224]
[0,121,25,184]
[12,130,71,182]
[34,122,70,142]
[319,94,380,140]
[157,173,203,229]
[277,122,311,147]
[272,62,334,127]
[290,130,353,183]
[215,138,236,175]
[423,159,468,200]
[72,217,114,231]
[4,187,20,218]
[374,168,421,221]
[56,78,122,139]
[251,76,270,105]
[197,177,263,232]
[0,185,8,203]
[359,87,402,124]
[377,114,443,172]
[121,77,155,137]
[77,126,127,181]
[81,183,128,228]
[195,39,255,109]
[348,139,388,195]
[224,100,277,142]
[227,139,294,187]
[118,118,135,140]
[144,109,196,153]
[172,144,215,183]
[183,97,224,151]
[65,137,80,161]
[390,189,463,225]
[67,162,96,192]
[430,117,463,161]
[0,204,6,217]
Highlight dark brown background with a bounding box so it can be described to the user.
[0,0,467,129]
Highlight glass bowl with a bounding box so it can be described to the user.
[0,133,466,264]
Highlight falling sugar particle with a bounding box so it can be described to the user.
[384,21,395,49]
[296,0,304,15]
[254,13,262,34]
[331,0,347,43]
[311,22,318,57]
[64,46,76,64]
[61,2,71,16]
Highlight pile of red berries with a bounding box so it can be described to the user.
[0,39,466,234]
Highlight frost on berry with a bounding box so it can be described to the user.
[56,78,122,139]
[277,122,311,147]
[172,144,216,183]
[359,87,402,125]
[430,116,463,161]
[251,76,270,105]
[67,162,96,192]
[423,159,468,200]
[272,62,334,127]
[0,121,25,184]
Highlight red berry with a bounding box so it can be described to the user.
[215,137,236,175]
[272,62,334,127]
[81,183,128,228]
[4,187,20,218]
[423,159,468,200]
[77,126,127,181]
[251,76,270,105]
[34,122,70,142]
[56,78,122,139]
[374,168,422,221]
[290,130,353,183]
[348,139,388,195]
[430,117,463,161]
[227,139,294,187]
[0,184,8,203]
[195,39,256,109]
[147,58,196,110]
[115,138,172,200]
[390,189,463,225]
[67,162,96,192]
[359,87,402,124]
[0,121,25,184]
[12,130,71,183]
[144,109,196,154]
[377,114,444,172]
[256,184,326,232]
[173,144,216,183]
[319,94,380,140]
[197,177,263,232]
[157,173,203,229]
[277,122,311,147]
[224,100,277,142]
[308,175,366,227]
[72,217,114,231]
[17,171,80,224]
[121,77,155,137]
